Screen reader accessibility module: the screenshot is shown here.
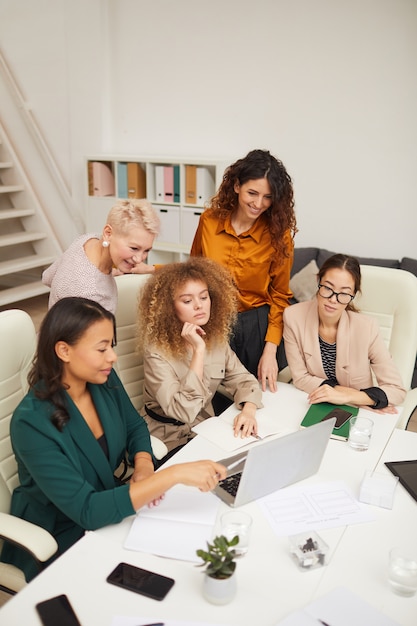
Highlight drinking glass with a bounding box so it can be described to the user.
[220,511,252,556]
[388,546,417,596]
[348,416,373,451]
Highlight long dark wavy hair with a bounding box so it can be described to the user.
[28,297,116,431]
[209,149,297,257]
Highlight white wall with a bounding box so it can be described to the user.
[0,0,416,258]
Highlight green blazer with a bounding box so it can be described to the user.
[1,369,152,581]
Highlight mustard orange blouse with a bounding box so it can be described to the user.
[190,209,294,345]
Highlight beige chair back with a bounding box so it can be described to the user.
[113,274,150,411]
[355,266,417,391]
[113,274,168,459]
[0,310,36,514]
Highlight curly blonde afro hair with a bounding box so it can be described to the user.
[137,257,238,358]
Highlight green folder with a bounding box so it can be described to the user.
[301,403,359,440]
[173,165,180,203]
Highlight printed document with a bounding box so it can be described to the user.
[258,480,375,536]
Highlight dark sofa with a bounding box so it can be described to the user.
[290,247,417,389]
[291,247,417,279]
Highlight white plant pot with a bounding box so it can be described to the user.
[202,572,237,605]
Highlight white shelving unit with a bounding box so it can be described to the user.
[86,155,227,264]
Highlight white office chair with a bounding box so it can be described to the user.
[114,274,168,460]
[355,265,417,429]
[0,310,58,595]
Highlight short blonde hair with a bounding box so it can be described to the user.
[106,199,160,235]
[137,257,238,358]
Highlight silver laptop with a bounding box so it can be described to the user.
[214,417,336,507]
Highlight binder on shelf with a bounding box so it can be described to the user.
[164,166,174,203]
[127,162,146,199]
[116,162,128,198]
[301,403,358,441]
[155,165,164,202]
[196,167,215,205]
[173,165,180,202]
[185,164,197,204]
[88,161,115,197]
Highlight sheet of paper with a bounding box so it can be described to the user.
[192,383,307,451]
[124,485,220,562]
[258,480,375,536]
[275,586,400,626]
[191,415,264,450]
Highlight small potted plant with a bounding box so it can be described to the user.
[196,534,239,605]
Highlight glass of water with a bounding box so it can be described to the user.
[388,546,417,596]
[220,511,252,556]
[348,416,374,451]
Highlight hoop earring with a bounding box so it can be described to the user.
[102,240,109,248]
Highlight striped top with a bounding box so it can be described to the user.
[319,335,337,383]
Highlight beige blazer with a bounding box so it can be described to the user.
[142,342,263,452]
[283,299,406,405]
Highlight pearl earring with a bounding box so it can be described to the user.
[102,240,109,248]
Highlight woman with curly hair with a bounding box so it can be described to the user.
[138,257,263,460]
[190,149,297,392]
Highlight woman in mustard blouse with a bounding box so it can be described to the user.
[190,149,297,391]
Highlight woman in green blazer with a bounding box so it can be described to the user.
[1,297,226,581]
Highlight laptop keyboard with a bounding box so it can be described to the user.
[218,472,242,497]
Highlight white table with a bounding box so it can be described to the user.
[1,384,412,625]
[315,428,417,625]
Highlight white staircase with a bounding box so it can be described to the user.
[0,122,62,306]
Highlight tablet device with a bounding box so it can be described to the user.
[385,460,417,504]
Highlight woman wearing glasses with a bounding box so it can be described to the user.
[283,254,406,411]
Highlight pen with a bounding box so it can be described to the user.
[318,620,331,626]
[139,623,164,626]
[226,456,247,471]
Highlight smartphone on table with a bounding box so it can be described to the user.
[107,561,175,601]
[36,594,81,626]
[322,407,353,429]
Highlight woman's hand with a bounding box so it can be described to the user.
[130,261,155,275]
[181,323,206,382]
[129,460,227,511]
[308,385,351,405]
[181,322,206,351]
[233,402,258,437]
[172,460,227,492]
[257,342,278,392]
[308,384,386,410]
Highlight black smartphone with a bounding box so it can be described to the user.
[36,594,81,626]
[322,408,353,429]
[106,562,175,600]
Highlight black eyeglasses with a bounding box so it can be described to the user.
[317,284,355,305]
